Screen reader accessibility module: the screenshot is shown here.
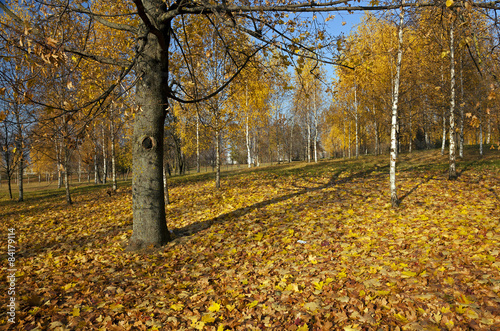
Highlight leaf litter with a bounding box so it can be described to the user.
[1,154,499,330]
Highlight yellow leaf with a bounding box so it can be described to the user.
[344,325,361,331]
[445,320,454,330]
[376,290,390,296]
[455,305,466,314]
[247,300,258,308]
[254,232,263,241]
[201,313,215,323]
[208,302,221,312]
[394,312,409,323]
[217,324,226,331]
[109,303,123,312]
[313,281,324,290]
[297,324,309,331]
[304,301,320,312]
[446,0,454,7]
[72,307,80,317]
[170,303,184,311]
[401,270,417,278]
[465,309,479,319]
[191,320,205,330]
[225,304,235,311]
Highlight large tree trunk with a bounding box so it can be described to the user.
[448,20,457,180]
[129,4,171,249]
[390,0,404,208]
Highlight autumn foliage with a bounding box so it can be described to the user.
[1,149,499,330]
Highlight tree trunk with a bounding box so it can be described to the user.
[354,88,359,159]
[479,113,483,156]
[56,140,63,189]
[448,20,457,179]
[307,120,311,163]
[110,107,117,191]
[215,129,221,189]
[313,89,318,163]
[196,115,200,173]
[129,6,171,249]
[102,124,107,184]
[441,110,446,156]
[246,115,252,168]
[459,54,464,158]
[343,113,346,158]
[64,146,72,204]
[390,0,404,207]
[78,151,82,182]
[17,145,23,202]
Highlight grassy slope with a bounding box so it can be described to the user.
[1,147,499,330]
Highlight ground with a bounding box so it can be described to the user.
[1,147,499,330]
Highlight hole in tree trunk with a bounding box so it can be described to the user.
[141,136,155,150]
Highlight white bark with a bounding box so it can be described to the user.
[449,20,457,179]
[313,89,318,163]
[390,0,404,207]
[459,54,464,158]
[354,88,359,159]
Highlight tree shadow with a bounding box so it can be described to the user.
[171,165,387,239]
[398,177,432,202]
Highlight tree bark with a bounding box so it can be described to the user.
[459,54,464,158]
[313,89,318,162]
[448,20,457,180]
[390,0,404,208]
[354,88,359,159]
[196,115,200,173]
[215,129,221,189]
[129,1,171,249]
[102,124,107,184]
[111,109,117,191]
[17,142,23,202]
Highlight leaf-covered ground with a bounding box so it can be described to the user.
[1,149,500,330]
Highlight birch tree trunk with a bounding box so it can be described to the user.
[196,115,200,173]
[448,20,457,179]
[354,88,359,159]
[390,0,404,207]
[110,107,117,191]
[313,89,318,163]
[459,55,464,158]
[307,119,311,163]
[56,139,63,189]
[441,110,446,155]
[246,115,252,168]
[479,113,483,156]
[102,124,107,184]
[215,129,221,189]
[17,140,23,202]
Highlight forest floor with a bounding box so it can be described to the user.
[1,146,499,330]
